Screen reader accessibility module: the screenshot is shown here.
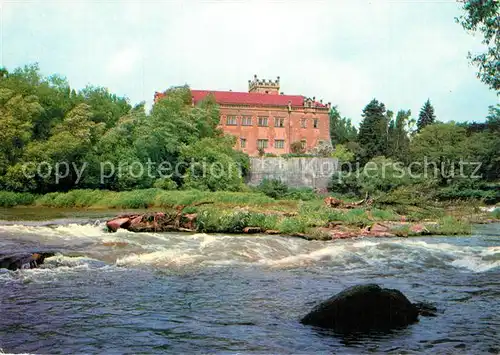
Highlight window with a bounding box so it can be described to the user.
[226,115,237,125]
[301,118,307,128]
[301,139,306,149]
[275,139,285,149]
[240,138,246,148]
[274,117,284,127]
[257,139,268,149]
[258,116,268,127]
[313,119,319,128]
[242,116,252,126]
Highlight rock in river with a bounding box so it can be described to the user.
[0,252,55,271]
[301,284,435,333]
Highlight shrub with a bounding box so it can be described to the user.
[0,191,36,207]
[257,179,288,199]
[284,187,317,201]
[278,217,307,234]
[196,209,250,233]
[153,177,178,190]
[492,208,500,219]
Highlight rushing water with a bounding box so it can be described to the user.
[0,209,499,354]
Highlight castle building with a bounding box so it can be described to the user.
[155,75,331,156]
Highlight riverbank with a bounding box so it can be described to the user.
[1,189,498,239]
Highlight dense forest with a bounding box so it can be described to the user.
[0,64,249,193]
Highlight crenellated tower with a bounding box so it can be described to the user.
[248,74,280,95]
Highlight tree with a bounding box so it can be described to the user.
[410,123,470,185]
[486,104,500,131]
[331,144,355,162]
[457,0,500,91]
[357,99,390,162]
[329,106,357,145]
[417,99,436,131]
[180,135,247,191]
[388,110,411,163]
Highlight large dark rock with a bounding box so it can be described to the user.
[0,252,55,271]
[301,284,431,333]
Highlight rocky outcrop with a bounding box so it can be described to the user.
[106,211,197,233]
[0,252,55,271]
[301,284,435,333]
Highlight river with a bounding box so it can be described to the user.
[0,208,499,354]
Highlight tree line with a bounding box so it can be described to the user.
[0,64,249,193]
[329,98,499,203]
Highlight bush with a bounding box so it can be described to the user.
[283,187,317,201]
[196,209,251,233]
[0,191,36,207]
[257,179,288,199]
[278,217,307,234]
[492,208,500,219]
[436,183,500,204]
[153,177,178,190]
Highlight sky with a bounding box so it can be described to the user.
[1,0,498,125]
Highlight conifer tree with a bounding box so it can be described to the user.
[358,99,390,162]
[417,99,436,131]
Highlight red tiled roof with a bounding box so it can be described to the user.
[191,90,305,107]
[155,89,328,108]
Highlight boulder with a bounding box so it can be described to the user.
[0,252,55,271]
[243,226,262,234]
[106,216,135,232]
[301,284,432,333]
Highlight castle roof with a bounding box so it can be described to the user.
[155,89,329,109]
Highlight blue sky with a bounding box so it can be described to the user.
[1,0,498,125]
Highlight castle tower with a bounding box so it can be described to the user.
[248,74,280,95]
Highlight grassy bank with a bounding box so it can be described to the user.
[1,189,497,237]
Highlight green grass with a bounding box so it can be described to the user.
[0,188,483,237]
[426,216,472,236]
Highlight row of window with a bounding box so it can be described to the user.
[240,139,293,149]
[225,116,319,128]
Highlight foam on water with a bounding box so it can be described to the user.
[0,223,499,272]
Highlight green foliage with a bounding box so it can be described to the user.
[331,144,355,162]
[196,209,251,233]
[410,123,469,184]
[358,99,391,163]
[0,64,248,193]
[0,191,36,207]
[278,217,307,234]
[357,157,412,195]
[457,0,499,91]
[180,135,247,191]
[435,179,500,204]
[257,179,288,199]
[491,208,500,219]
[329,106,357,145]
[417,99,436,132]
[283,187,317,201]
[427,216,471,236]
[153,177,178,190]
[388,110,412,163]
